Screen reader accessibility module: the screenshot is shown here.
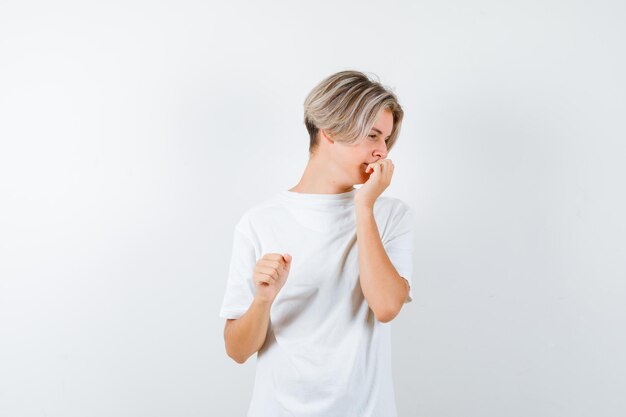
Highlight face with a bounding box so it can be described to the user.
[329,108,394,186]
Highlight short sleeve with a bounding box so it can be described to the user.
[218,225,258,319]
[383,204,415,303]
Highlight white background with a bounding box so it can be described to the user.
[1,1,625,416]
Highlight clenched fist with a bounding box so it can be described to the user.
[253,253,292,303]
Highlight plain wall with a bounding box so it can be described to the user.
[1,0,625,416]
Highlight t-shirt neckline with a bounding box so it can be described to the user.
[278,188,356,206]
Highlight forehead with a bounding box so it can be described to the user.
[370,109,393,135]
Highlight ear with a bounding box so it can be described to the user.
[320,129,334,144]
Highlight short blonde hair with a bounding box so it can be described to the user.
[303,70,404,155]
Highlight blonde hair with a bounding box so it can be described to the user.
[303,70,404,155]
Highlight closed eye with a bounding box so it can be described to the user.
[369,134,391,142]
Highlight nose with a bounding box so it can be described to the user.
[374,143,388,160]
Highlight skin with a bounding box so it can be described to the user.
[224,107,410,363]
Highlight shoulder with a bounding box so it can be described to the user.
[374,196,414,244]
[375,195,413,218]
[233,194,286,235]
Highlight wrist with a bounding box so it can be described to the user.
[254,294,274,307]
[355,203,375,212]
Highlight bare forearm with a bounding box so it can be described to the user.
[355,204,408,323]
[224,296,272,363]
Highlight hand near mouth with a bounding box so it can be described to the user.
[355,159,395,208]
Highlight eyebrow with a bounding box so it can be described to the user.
[371,127,391,138]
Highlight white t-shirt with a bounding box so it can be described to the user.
[219,188,414,417]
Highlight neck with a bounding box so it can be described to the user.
[288,156,354,194]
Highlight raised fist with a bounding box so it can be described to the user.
[253,253,292,303]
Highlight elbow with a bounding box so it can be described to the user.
[225,338,250,364]
[373,275,410,323]
[227,349,249,364]
[375,306,400,323]
[374,298,404,323]
[224,320,251,364]
[377,278,410,323]
[375,313,391,323]
[233,356,248,365]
